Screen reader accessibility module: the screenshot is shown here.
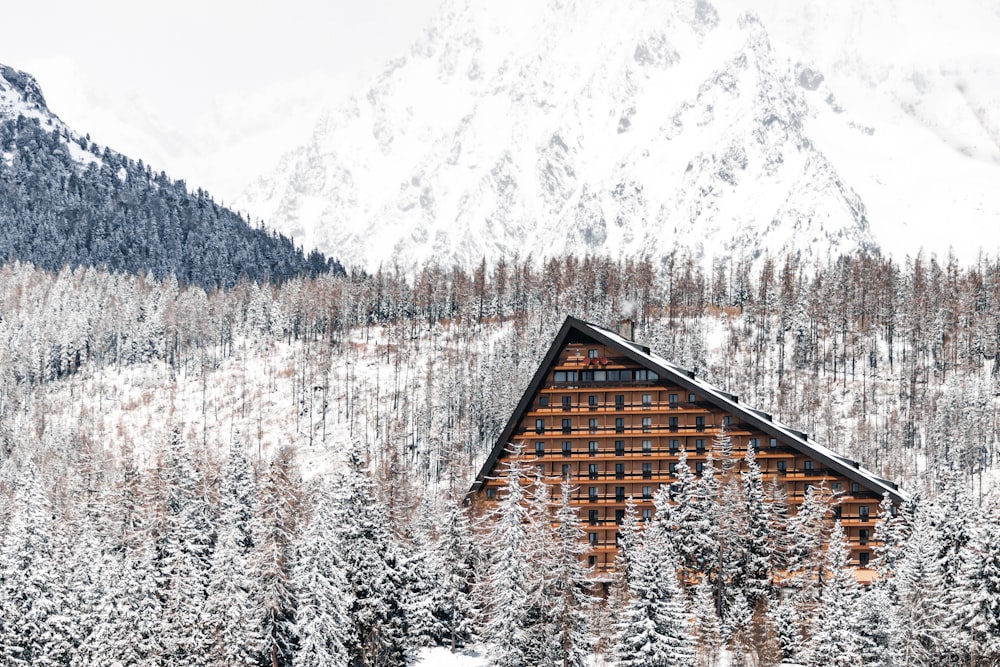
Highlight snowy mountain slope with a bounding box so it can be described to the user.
[241,0,1000,270]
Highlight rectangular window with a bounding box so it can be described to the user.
[642,394,652,408]
[669,439,679,454]
[669,416,679,432]
[688,393,697,403]
[859,552,870,568]
[486,487,497,500]
[589,532,599,545]
[588,510,599,525]
[635,370,648,381]
[695,416,705,432]
[642,416,652,432]
[594,370,607,382]
[588,486,599,502]
[859,528,869,545]
[615,486,625,502]
[722,415,732,426]
[561,464,570,478]
[588,555,597,566]
[642,439,652,454]
[615,417,625,433]
[589,418,599,432]
[581,370,594,383]
[535,419,545,434]
[641,508,653,522]
[695,439,705,453]
[669,393,679,407]
[615,394,625,410]
[615,440,625,456]
[615,463,625,480]
[749,438,759,450]
[589,464,599,480]
[588,395,598,410]
[769,438,777,449]
[535,441,545,457]
[831,482,842,493]
[777,460,787,473]
[620,370,632,381]
[562,441,572,456]
[562,419,572,434]
[588,349,599,359]
[804,460,814,471]
[859,506,870,521]
[642,485,653,500]
[607,370,619,382]
[669,462,678,475]
[562,395,572,410]
[539,395,549,407]
[696,462,704,474]
[851,482,860,494]
[615,509,625,525]
[642,462,652,479]
[589,440,599,456]
[554,371,566,382]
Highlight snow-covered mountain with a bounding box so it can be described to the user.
[239,0,1000,270]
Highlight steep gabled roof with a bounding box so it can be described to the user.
[471,316,905,505]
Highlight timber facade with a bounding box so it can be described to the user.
[470,317,904,579]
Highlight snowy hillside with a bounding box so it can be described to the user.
[241,0,1000,270]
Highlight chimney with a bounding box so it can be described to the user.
[619,318,634,342]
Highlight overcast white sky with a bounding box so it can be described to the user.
[4,0,442,127]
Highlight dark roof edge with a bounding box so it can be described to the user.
[470,316,906,506]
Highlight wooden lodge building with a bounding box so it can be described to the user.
[470,316,904,579]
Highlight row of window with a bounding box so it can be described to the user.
[539,392,701,409]
[552,369,660,383]
[533,416,712,434]
[530,436,781,456]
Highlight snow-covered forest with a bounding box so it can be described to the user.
[1,249,999,665]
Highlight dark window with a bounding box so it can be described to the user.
[696,416,705,432]
[669,462,678,475]
[562,440,572,456]
[615,463,625,480]
[588,486,599,502]
[696,439,705,453]
[777,460,787,473]
[722,415,732,426]
[641,508,652,522]
[588,510,599,525]
[589,418,599,433]
[615,395,625,410]
[669,439,679,454]
[562,419,572,434]
[615,417,625,433]
[588,440,599,456]
[749,438,759,450]
[561,464,571,478]
[588,555,597,566]
[588,464,599,480]
[642,439,652,454]
[635,370,648,381]
[832,482,842,493]
[621,370,632,381]
[589,532,599,545]
[588,349,599,359]
[642,417,652,432]
[642,394,652,408]
[769,438,777,449]
[615,509,625,525]
[642,463,652,479]
[562,395,572,410]
[859,552,870,568]
[696,461,704,474]
[669,416,679,432]
[688,393,697,403]
[588,395,598,409]
[581,371,594,382]
[615,440,625,456]
[535,419,545,434]
[859,506,870,521]
[852,482,860,494]
[539,395,549,407]
[486,488,497,500]
[833,506,842,520]
[648,371,658,381]
[804,460,814,471]
[535,441,545,457]
[669,393,679,407]
[642,485,653,500]
[859,528,869,545]
[615,486,625,502]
